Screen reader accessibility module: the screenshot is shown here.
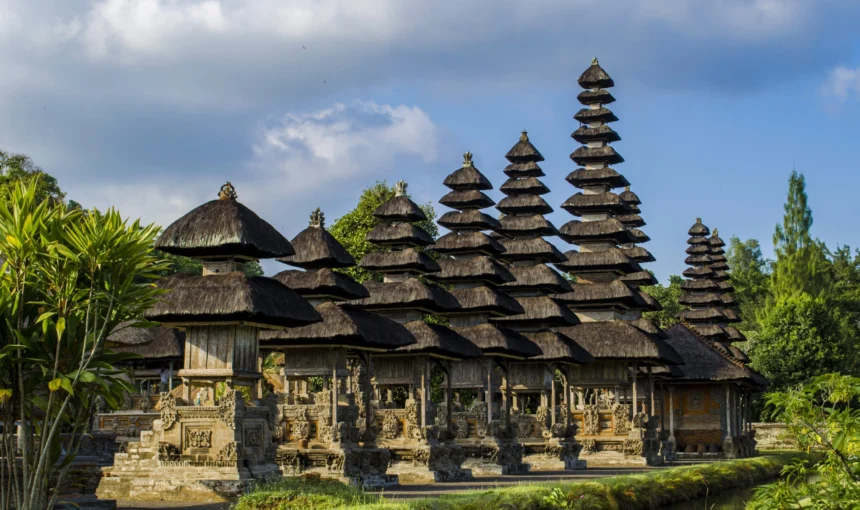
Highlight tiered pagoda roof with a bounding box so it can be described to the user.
[677,219,730,343]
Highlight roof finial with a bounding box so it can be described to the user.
[309,208,325,228]
[463,151,473,167]
[520,130,529,142]
[625,185,630,191]
[218,182,237,200]
[394,180,408,197]
[696,217,702,223]
[713,228,719,236]
[591,57,599,65]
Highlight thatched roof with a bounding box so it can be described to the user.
[500,177,549,196]
[577,89,615,105]
[665,324,766,386]
[497,214,559,237]
[449,286,525,316]
[688,220,710,236]
[558,321,682,365]
[685,255,712,265]
[690,323,727,339]
[397,321,483,359]
[440,189,495,210]
[503,161,545,177]
[258,302,414,350]
[678,308,725,322]
[373,196,427,222]
[724,326,747,343]
[107,325,184,359]
[572,124,621,144]
[456,323,541,358]
[556,247,641,274]
[525,331,593,364]
[629,228,650,243]
[680,279,719,291]
[497,195,553,215]
[618,187,640,205]
[277,226,355,269]
[438,210,501,231]
[351,278,461,314]
[722,308,742,323]
[578,59,615,89]
[573,107,618,125]
[709,232,726,248]
[146,272,321,328]
[358,248,440,273]
[717,280,735,292]
[683,266,714,278]
[498,237,566,263]
[499,265,573,294]
[366,223,435,247]
[686,244,709,255]
[491,296,580,328]
[619,271,658,286]
[431,256,515,285]
[688,236,709,245]
[637,290,662,311]
[561,192,627,214]
[629,317,667,338]
[559,219,636,244]
[708,253,727,262]
[566,167,629,189]
[678,292,723,306]
[710,261,729,271]
[570,145,624,166]
[443,157,493,191]
[432,231,505,256]
[273,268,369,301]
[617,214,645,227]
[727,344,749,362]
[711,269,730,280]
[505,132,545,163]
[720,294,737,306]
[156,197,294,259]
[554,280,645,308]
[621,246,655,263]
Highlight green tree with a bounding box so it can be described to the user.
[0,151,65,205]
[0,178,168,509]
[642,274,683,329]
[329,181,439,283]
[726,236,771,337]
[155,253,264,277]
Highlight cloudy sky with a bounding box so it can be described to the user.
[1,0,859,281]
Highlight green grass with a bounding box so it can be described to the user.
[235,453,810,510]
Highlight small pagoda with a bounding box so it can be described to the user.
[258,208,416,488]
[432,151,544,475]
[485,134,591,471]
[665,220,766,459]
[350,181,478,483]
[555,59,681,466]
[98,183,322,502]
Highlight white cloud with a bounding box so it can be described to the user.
[72,182,205,230]
[822,66,860,102]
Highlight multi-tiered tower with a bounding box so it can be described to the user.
[678,219,727,342]
[489,133,588,470]
[555,59,680,466]
[433,152,541,475]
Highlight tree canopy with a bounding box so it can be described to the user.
[0,150,65,205]
[642,274,683,329]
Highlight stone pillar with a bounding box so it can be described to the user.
[445,367,453,435]
[550,367,557,426]
[486,358,493,424]
[631,362,639,419]
[658,380,665,434]
[668,387,675,442]
[725,385,732,437]
[420,361,428,429]
[332,361,339,429]
[563,371,571,426]
[648,366,655,416]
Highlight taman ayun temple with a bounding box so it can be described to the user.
[89,58,768,502]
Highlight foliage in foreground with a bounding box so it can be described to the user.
[235,453,805,510]
[747,374,860,509]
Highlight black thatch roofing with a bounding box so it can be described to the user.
[449,286,525,316]
[556,247,641,274]
[617,214,645,228]
[500,265,574,294]
[497,214,559,237]
[709,231,726,248]
[358,248,440,273]
[146,272,321,328]
[156,196,294,259]
[559,219,636,244]
[561,192,628,214]
[686,244,710,255]
[683,266,714,278]
[443,154,493,191]
[432,231,505,256]
[724,326,747,343]
[664,324,766,386]
[366,223,435,247]
[621,246,656,263]
[496,195,553,215]
[500,177,549,196]
[497,237,567,263]
[107,325,184,359]
[618,187,641,205]
[505,132,545,162]
[680,279,719,291]
[525,331,594,364]
[491,296,580,328]
[273,268,369,301]
[688,236,709,245]
[685,254,712,265]
[629,228,650,243]
[554,280,645,308]
[398,320,483,359]
[431,257,515,285]
[679,308,725,322]
[351,278,461,314]
[438,210,501,231]
[619,271,658,286]
[557,321,682,365]
[570,145,624,166]
[718,280,735,292]
[571,125,621,144]
[259,302,415,350]
[727,344,750,363]
[503,161,545,177]
[577,88,615,106]
[566,167,629,189]
[440,189,495,210]
[678,292,723,306]
[573,108,618,124]
[578,59,615,89]
[373,196,427,222]
[456,323,541,358]
[637,290,663,311]
[688,219,710,237]
[277,226,355,269]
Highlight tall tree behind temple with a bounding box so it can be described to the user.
[726,236,771,337]
[329,181,439,283]
[642,275,683,329]
[0,150,65,204]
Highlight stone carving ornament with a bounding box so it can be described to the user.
[454,414,469,439]
[623,438,643,455]
[139,394,153,413]
[472,402,488,437]
[245,426,262,447]
[583,405,600,435]
[289,421,311,441]
[580,438,598,455]
[612,403,631,435]
[405,402,421,438]
[186,429,212,449]
[218,390,247,430]
[157,442,180,461]
[218,441,244,462]
[158,392,177,431]
[381,410,401,439]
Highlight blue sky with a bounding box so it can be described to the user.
[1,0,859,282]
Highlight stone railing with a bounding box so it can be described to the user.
[752,423,797,450]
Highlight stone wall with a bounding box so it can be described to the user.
[752,423,797,450]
